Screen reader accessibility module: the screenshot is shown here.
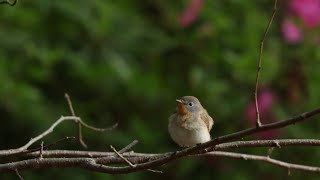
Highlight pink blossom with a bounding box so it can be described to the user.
[245,88,276,122]
[282,18,302,43]
[289,0,320,28]
[258,88,276,113]
[178,0,203,28]
[245,88,279,139]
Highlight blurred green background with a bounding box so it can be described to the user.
[1,0,320,179]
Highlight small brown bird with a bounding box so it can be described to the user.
[168,96,214,147]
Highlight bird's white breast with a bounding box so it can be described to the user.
[168,114,211,147]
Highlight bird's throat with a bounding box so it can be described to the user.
[177,103,188,115]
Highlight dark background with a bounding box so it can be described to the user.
[0,0,320,179]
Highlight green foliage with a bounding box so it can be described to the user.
[0,0,319,179]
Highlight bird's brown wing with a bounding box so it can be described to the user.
[200,109,214,131]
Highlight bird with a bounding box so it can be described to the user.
[168,96,214,147]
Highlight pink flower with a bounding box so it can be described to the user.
[289,0,320,28]
[245,87,280,139]
[257,88,276,114]
[245,87,276,122]
[282,18,302,43]
[178,0,203,28]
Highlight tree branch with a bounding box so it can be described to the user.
[0,115,117,156]
[14,169,23,180]
[110,145,136,167]
[118,140,139,154]
[1,150,320,174]
[200,151,320,173]
[65,93,87,148]
[213,139,320,150]
[15,139,320,158]
[86,107,320,174]
[254,0,278,127]
[0,0,17,6]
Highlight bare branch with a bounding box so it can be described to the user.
[39,136,76,150]
[65,93,87,148]
[110,145,136,167]
[0,0,17,6]
[145,169,163,173]
[14,169,23,180]
[110,140,162,173]
[81,121,118,132]
[209,107,320,146]
[212,139,320,151]
[1,150,319,174]
[110,143,161,173]
[4,138,316,174]
[0,94,117,157]
[118,140,139,154]
[0,115,116,156]
[17,139,320,158]
[254,0,278,127]
[200,151,320,173]
[65,93,76,116]
[39,142,44,159]
[5,137,76,158]
[16,116,80,151]
[90,107,320,174]
[267,147,275,157]
[65,93,118,132]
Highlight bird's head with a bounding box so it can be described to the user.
[176,96,203,115]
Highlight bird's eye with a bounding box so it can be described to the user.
[188,102,193,107]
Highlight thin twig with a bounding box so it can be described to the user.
[4,136,76,158]
[65,93,76,116]
[17,116,80,151]
[110,145,136,167]
[267,147,275,157]
[14,169,23,180]
[201,151,320,173]
[65,93,118,132]
[39,142,44,159]
[110,143,162,173]
[0,94,117,156]
[118,140,139,154]
[65,93,87,148]
[0,115,116,156]
[78,117,118,132]
[40,136,76,150]
[145,169,163,173]
[254,0,278,127]
[0,0,17,6]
